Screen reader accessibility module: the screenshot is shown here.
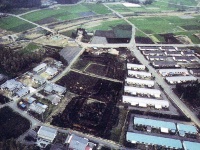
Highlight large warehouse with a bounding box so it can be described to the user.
[122,95,169,109]
[124,86,161,98]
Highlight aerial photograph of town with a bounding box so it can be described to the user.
[0,0,200,149]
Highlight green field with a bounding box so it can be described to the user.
[0,16,36,32]
[21,4,111,23]
[20,43,40,54]
[83,19,129,31]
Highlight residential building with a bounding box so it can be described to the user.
[158,69,189,77]
[126,132,182,149]
[181,51,195,56]
[44,67,58,79]
[1,79,23,93]
[160,46,177,51]
[44,83,66,95]
[29,102,48,114]
[125,77,154,87]
[47,94,61,105]
[138,46,160,51]
[146,56,167,61]
[165,76,197,84]
[127,70,152,78]
[37,126,57,142]
[122,95,169,108]
[177,123,198,137]
[165,51,182,57]
[127,63,145,70]
[143,51,165,56]
[124,86,161,98]
[15,87,29,98]
[173,56,198,62]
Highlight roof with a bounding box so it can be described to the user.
[122,95,169,107]
[45,67,58,76]
[165,76,197,82]
[124,86,161,95]
[44,83,66,95]
[126,77,154,86]
[128,70,152,77]
[33,63,47,72]
[47,94,61,105]
[152,61,178,67]
[38,126,57,142]
[158,69,189,74]
[177,123,197,134]
[1,79,23,91]
[134,117,176,130]
[67,134,88,150]
[29,102,47,114]
[90,36,108,44]
[183,141,200,150]
[190,69,200,74]
[127,132,182,149]
[16,87,29,97]
[127,63,146,70]
[138,46,160,50]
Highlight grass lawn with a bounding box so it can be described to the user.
[0,16,35,32]
[21,4,111,23]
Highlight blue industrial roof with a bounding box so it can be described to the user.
[183,141,200,150]
[177,123,197,134]
[134,117,176,130]
[127,132,182,149]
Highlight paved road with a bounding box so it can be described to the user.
[71,68,123,83]
[136,43,200,47]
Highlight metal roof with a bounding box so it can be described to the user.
[183,141,200,150]
[127,132,182,149]
[134,117,176,130]
[177,123,198,134]
[38,126,57,142]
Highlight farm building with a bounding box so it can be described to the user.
[124,86,161,98]
[146,56,167,61]
[177,123,198,137]
[125,77,154,87]
[138,46,160,51]
[122,95,169,109]
[37,126,57,142]
[1,79,23,93]
[165,51,182,57]
[44,83,66,95]
[126,132,182,149]
[165,76,197,84]
[127,70,152,78]
[133,117,176,133]
[189,69,200,76]
[152,61,179,68]
[33,63,47,74]
[65,134,90,150]
[183,141,200,150]
[127,63,145,70]
[142,51,165,56]
[158,69,189,77]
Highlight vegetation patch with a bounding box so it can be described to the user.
[0,95,10,104]
[0,106,30,141]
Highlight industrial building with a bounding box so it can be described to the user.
[158,69,189,77]
[165,76,197,84]
[138,46,160,51]
[125,77,154,87]
[152,61,179,68]
[37,126,57,142]
[122,95,169,109]
[127,70,152,78]
[126,132,182,149]
[133,117,176,133]
[143,51,165,56]
[183,141,200,150]
[33,63,47,74]
[127,63,145,70]
[189,69,200,76]
[177,123,198,137]
[124,86,161,98]
[146,56,167,61]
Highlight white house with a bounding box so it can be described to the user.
[125,77,154,87]
[122,95,169,108]
[127,63,145,70]
[165,76,197,84]
[158,69,189,77]
[127,70,152,78]
[124,86,161,98]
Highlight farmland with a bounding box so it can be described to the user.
[21,4,111,23]
[0,16,35,32]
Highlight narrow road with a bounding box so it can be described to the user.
[70,69,123,83]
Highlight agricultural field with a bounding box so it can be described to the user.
[20,43,40,54]
[0,16,36,32]
[21,4,111,24]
